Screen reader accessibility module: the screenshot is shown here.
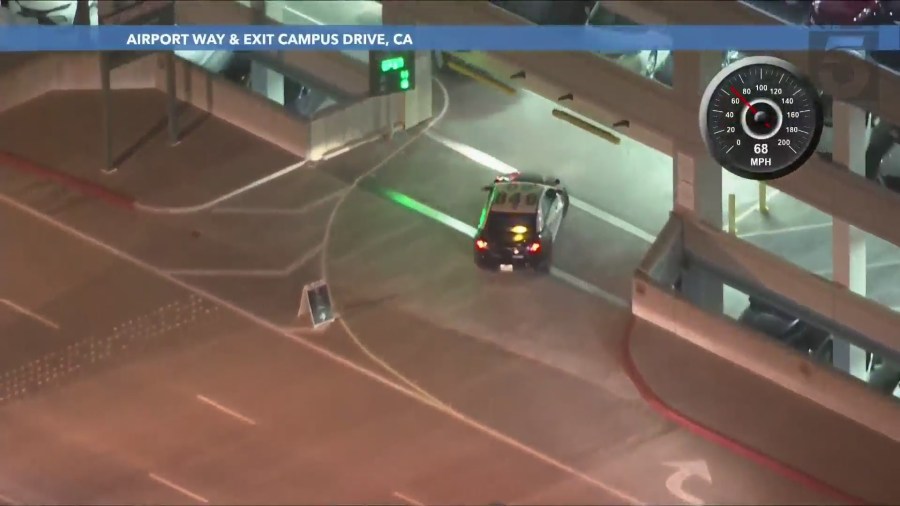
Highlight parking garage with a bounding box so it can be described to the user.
[0,1,897,503]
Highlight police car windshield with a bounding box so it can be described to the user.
[485,212,536,237]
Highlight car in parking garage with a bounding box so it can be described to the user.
[739,297,833,363]
[473,173,568,273]
[739,297,900,396]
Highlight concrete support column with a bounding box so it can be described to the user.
[675,150,724,313]
[380,1,433,130]
[402,51,434,129]
[831,100,869,379]
[672,51,723,108]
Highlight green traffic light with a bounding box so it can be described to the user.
[380,56,406,73]
[400,79,410,90]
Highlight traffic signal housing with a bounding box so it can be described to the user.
[369,50,416,96]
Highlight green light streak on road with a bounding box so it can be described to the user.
[382,188,477,238]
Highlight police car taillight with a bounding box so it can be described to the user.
[527,242,541,253]
[494,172,519,183]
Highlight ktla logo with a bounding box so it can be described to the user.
[809,30,879,104]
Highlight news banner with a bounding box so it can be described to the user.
[1,25,900,52]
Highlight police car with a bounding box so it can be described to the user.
[474,173,569,272]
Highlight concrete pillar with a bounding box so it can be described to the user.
[672,51,724,108]
[671,52,726,312]
[675,150,724,313]
[831,101,869,379]
[380,1,433,130]
[402,51,434,129]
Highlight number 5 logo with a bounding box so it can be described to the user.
[809,29,879,106]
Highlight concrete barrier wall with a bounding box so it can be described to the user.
[309,93,396,160]
[681,211,900,359]
[152,55,310,158]
[631,272,900,442]
[174,0,369,98]
[0,53,156,114]
[637,212,683,283]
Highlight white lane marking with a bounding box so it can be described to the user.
[320,79,452,406]
[813,257,900,278]
[868,258,900,270]
[195,394,257,426]
[0,299,59,330]
[393,491,426,506]
[568,197,654,243]
[550,268,628,308]
[317,80,644,505]
[136,160,308,214]
[147,473,209,504]
[738,221,831,238]
[424,131,655,244]
[0,185,642,506]
[166,245,322,278]
[284,4,323,24]
[211,188,345,216]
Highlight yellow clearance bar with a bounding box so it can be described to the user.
[551,109,621,145]
[446,59,517,96]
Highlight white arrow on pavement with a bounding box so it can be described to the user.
[664,460,712,506]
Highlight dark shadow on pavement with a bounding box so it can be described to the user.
[113,106,212,168]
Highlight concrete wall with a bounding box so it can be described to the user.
[153,55,310,158]
[174,0,369,98]
[680,210,900,359]
[0,53,156,114]
[0,50,410,162]
[632,270,900,443]
[308,93,396,160]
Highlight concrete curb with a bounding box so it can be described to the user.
[0,151,135,211]
[620,317,864,505]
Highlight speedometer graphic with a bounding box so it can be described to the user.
[699,56,824,180]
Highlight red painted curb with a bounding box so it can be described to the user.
[621,317,866,505]
[0,151,136,211]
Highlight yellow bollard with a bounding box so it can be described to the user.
[758,181,769,215]
[728,193,737,235]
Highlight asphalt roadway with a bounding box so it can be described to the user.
[0,68,851,504]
